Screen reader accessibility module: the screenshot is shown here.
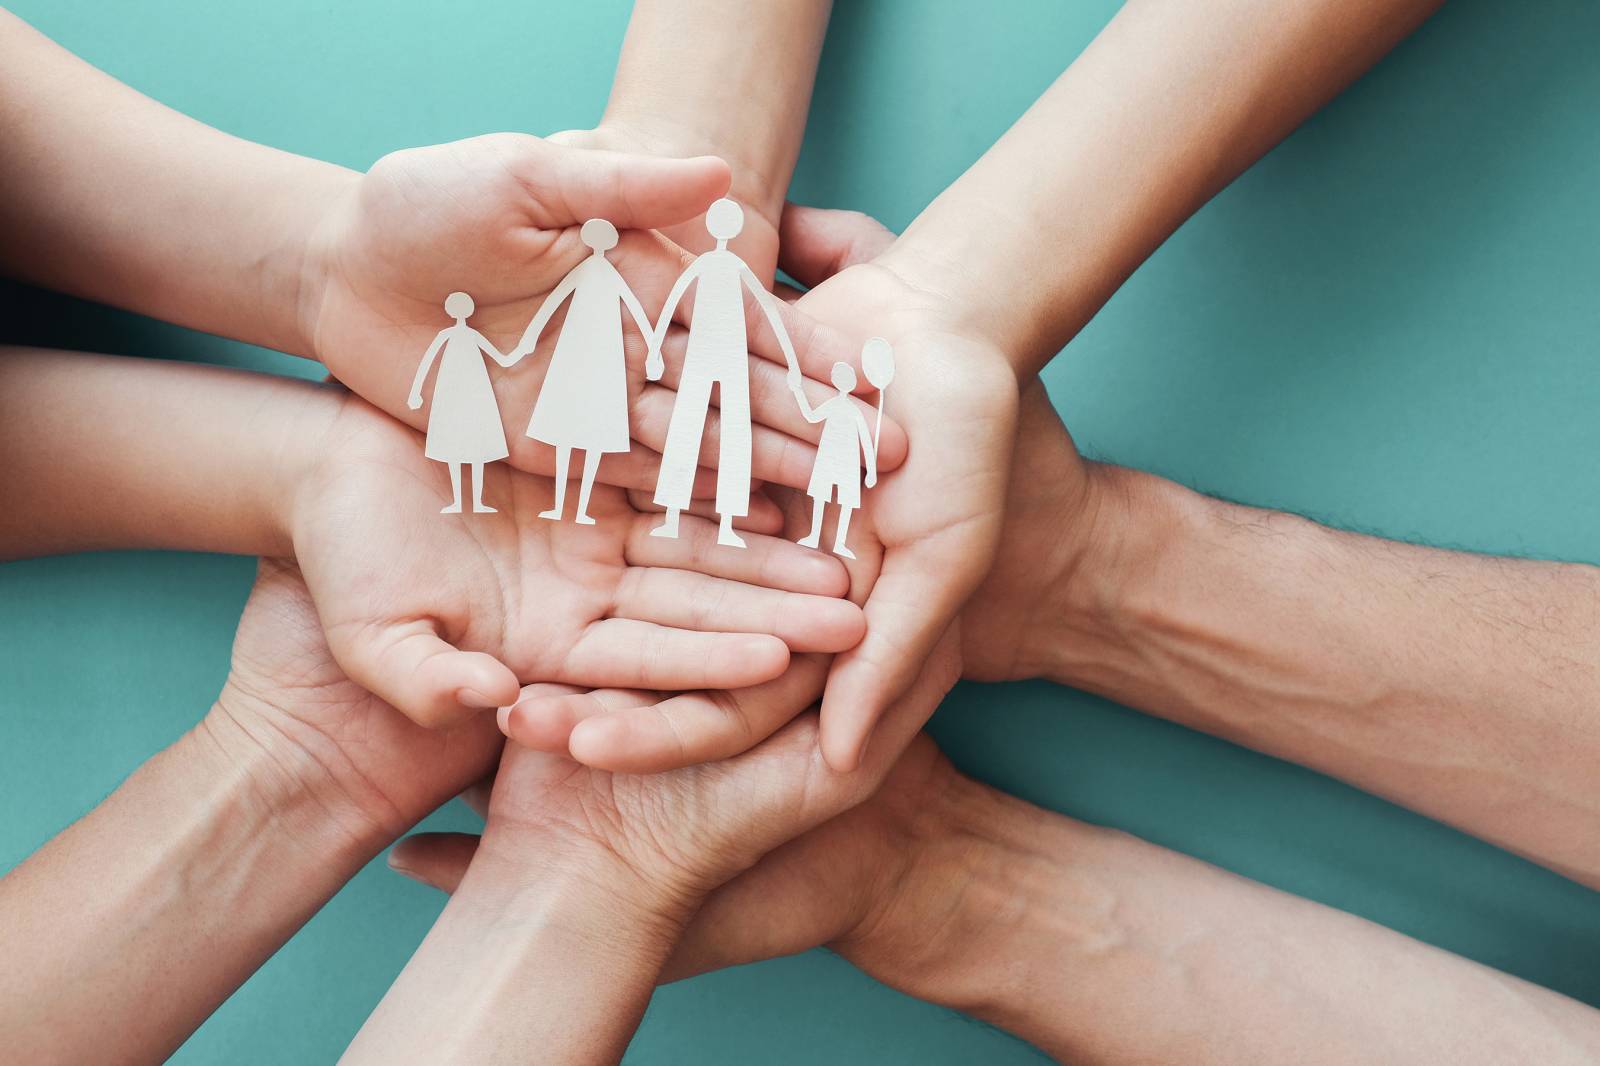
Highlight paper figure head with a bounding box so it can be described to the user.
[706,198,744,241]
[861,337,895,390]
[445,291,474,320]
[581,218,619,252]
[831,361,857,392]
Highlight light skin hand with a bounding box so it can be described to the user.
[393,729,1600,1065]
[0,561,503,1064]
[0,350,867,731]
[343,629,962,1064]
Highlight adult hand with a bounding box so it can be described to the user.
[298,133,906,496]
[287,390,866,731]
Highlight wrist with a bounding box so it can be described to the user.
[289,168,362,364]
[1036,464,1205,691]
[198,691,396,865]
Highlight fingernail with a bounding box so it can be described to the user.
[386,851,417,878]
[495,703,515,734]
[458,687,498,710]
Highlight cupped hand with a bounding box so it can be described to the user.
[206,559,504,846]
[504,205,1016,773]
[395,627,962,938]
[298,133,906,496]
[287,390,867,731]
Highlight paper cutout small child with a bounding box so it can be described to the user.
[647,198,802,549]
[407,291,515,514]
[509,219,651,525]
[789,344,889,559]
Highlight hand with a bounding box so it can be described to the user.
[391,728,991,1005]
[497,206,1015,774]
[205,559,505,850]
[286,391,868,730]
[399,628,962,944]
[298,133,906,496]
[405,392,422,411]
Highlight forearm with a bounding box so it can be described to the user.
[600,0,829,225]
[1052,468,1600,886]
[878,0,1441,373]
[0,11,353,356]
[877,775,1600,1064]
[0,720,384,1063]
[0,348,333,560]
[345,842,687,1065]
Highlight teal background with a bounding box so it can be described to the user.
[3,0,1599,1061]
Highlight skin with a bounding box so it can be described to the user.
[0,561,506,1064]
[0,349,867,728]
[516,0,1449,773]
[395,713,1600,1064]
[0,9,904,498]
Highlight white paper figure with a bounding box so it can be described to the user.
[791,343,890,559]
[646,198,801,548]
[407,292,514,514]
[510,219,651,525]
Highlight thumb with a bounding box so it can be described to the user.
[388,832,480,894]
[516,138,732,231]
[331,618,521,731]
[777,204,898,288]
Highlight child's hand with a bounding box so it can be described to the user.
[297,134,907,495]
[286,393,867,731]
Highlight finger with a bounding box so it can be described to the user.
[612,569,866,653]
[819,541,980,772]
[499,686,657,753]
[388,832,480,894]
[567,655,830,773]
[623,511,849,596]
[459,778,493,819]
[776,204,898,287]
[510,138,733,231]
[566,619,790,691]
[331,619,520,730]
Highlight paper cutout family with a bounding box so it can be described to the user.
[406,199,892,558]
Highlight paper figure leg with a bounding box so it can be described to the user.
[541,446,571,521]
[574,450,601,526]
[442,463,464,514]
[652,370,715,515]
[717,513,746,549]
[832,505,857,560]
[471,462,497,514]
[650,508,681,539]
[798,496,826,549]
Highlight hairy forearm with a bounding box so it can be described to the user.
[0,348,334,560]
[0,11,353,356]
[1053,469,1600,886]
[345,842,686,1065]
[883,775,1600,1063]
[0,721,383,1063]
[601,0,830,224]
[879,0,1441,373]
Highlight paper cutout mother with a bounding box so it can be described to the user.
[646,198,801,549]
[407,291,514,514]
[510,219,651,524]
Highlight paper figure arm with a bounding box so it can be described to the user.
[508,270,581,365]
[740,263,801,384]
[789,384,823,424]
[647,261,702,381]
[616,273,655,350]
[472,329,515,369]
[854,406,878,488]
[407,330,449,409]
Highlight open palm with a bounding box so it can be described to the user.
[288,392,865,730]
[301,134,904,495]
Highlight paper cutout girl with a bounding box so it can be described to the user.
[407,291,514,514]
[790,361,878,558]
[510,219,651,524]
[646,198,801,549]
